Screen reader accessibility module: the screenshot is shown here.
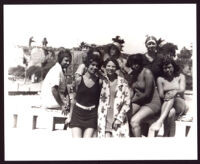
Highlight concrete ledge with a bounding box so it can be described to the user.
[12,107,69,131]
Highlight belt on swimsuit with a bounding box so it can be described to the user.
[76,102,96,111]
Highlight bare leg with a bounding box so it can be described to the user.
[92,130,97,138]
[148,124,158,137]
[165,98,187,137]
[163,108,176,137]
[158,99,175,123]
[168,117,176,137]
[127,104,141,137]
[83,128,95,138]
[131,103,141,115]
[174,97,187,117]
[105,132,112,138]
[127,103,141,122]
[72,127,83,138]
[148,99,175,137]
[130,106,155,137]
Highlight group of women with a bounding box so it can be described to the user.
[68,36,188,138]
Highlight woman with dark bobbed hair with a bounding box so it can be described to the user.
[126,53,161,137]
[69,48,103,138]
[148,57,188,137]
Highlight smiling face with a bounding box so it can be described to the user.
[105,61,117,76]
[60,56,71,69]
[87,61,99,75]
[146,40,157,53]
[163,63,174,77]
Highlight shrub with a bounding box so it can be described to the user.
[26,66,42,79]
[8,65,25,78]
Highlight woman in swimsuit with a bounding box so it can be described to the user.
[148,57,188,137]
[70,49,103,138]
[126,53,161,137]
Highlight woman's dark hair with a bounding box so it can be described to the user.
[108,44,121,58]
[103,57,120,70]
[158,42,178,58]
[57,49,72,64]
[85,48,103,68]
[160,56,180,77]
[126,53,144,68]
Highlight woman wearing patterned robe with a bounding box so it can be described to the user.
[97,58,131,138]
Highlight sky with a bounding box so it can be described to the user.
[4,4,196,67]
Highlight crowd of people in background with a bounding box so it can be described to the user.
[40,35,189,138]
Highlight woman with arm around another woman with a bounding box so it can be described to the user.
[97,58,131,138]
[69,49,103,138]
[148,57,188,137]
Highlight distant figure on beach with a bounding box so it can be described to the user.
[40,49,72,117]
[29,36,35,47]
[42,37,48,47]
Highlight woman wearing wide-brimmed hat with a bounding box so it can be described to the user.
[103,36,129,77]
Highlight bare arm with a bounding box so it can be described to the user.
[72,76,82,104]
[132,69,154,104]
[148,99,175,134]
[177,73,186,95]
[157,77,165,99]
[158,99,174,123]
[52,85,71,115]
[51,86,65,106]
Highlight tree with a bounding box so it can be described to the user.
[176,46,193,90]
[158,42,178,58]
[8,66,25,78]
[177,47,192,59]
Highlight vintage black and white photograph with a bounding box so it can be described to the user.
[4,4,197,160]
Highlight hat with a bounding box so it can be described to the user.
[112,41,122,50]
[112,36,125,44]
[112,36,125,51]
